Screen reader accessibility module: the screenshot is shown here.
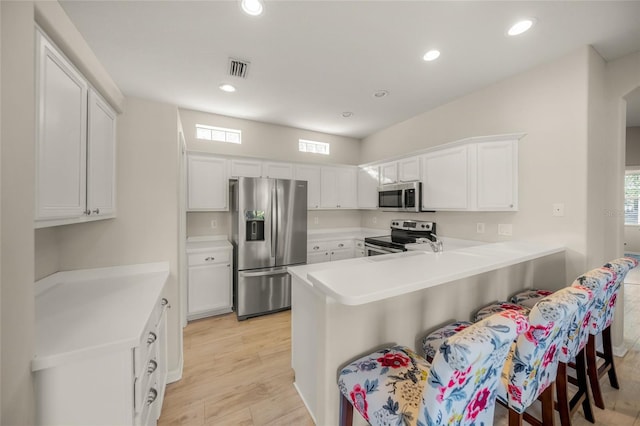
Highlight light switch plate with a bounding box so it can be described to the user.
[498,224,513,236]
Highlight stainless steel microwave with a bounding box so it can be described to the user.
[378,181,422,212]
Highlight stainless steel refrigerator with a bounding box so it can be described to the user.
[230,177,307,320]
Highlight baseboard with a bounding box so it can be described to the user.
[167,352,184,383]
[613,344,628,358]
[293,381,317,425]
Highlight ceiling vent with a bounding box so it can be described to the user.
[228,58,250,79]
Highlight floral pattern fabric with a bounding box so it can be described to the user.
[338,311,529,426]
[572,268,615,334]
[510,289,554,308]
[602,257,638,328]
[473,302,530,322]
[496,287,580,412]
[421,321,472,363]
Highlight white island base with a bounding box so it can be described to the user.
[289,241,565,426]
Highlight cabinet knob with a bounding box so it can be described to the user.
[147,332,157,345]
[92,208,100,215]
[313,246,320,250]
[338,243,344,248]
[205,256,215,261]
[146,388,158,406]
[84,209,91,216]
[147,359,158,374]
[161,298,170,308]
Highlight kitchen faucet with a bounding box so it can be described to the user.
[428,235,444,253]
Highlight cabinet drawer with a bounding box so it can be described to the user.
[134,298,167,379]
[307,241,328,252]
[188,250,230,266]
[329,240,353,250]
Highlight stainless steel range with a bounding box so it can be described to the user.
[364,220,440,256]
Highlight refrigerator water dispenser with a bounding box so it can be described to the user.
[245,210,265,241]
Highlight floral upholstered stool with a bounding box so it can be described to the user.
[337,311,529,426]
[422,321,472,364]
[473,301,531,322]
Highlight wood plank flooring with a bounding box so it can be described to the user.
[159,284,640,426]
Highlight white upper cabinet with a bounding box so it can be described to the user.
[294,164,321,209]
[35,29,117,227]
[36,30,88,220]
[398,157,421,182]
[320,166,357,209]
[263,161,294,179]
[86,89,116,217]
[475,140,518,211]
[379,162,398,185]
[187,154,229,211]
[357,166,379,209]
[230,159,262,177]
[421,145,470,210]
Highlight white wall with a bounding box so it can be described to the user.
[362,47,591,282]
[1,2,36,424]
[626,127,640,166]
[48,97,182,378]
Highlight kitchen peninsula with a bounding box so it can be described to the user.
[288,240,565,425]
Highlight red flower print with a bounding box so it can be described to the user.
[377,352,410,369]
[350,384,369,421]
[499,311,529,334]
[542,344,557,367]
[524,323,553,344]
[609,294,617,308]
[454,324,469,332]
[466,387,491,420]
[501,303,526,311]
[508,384,522,404]
[582,311,591,328]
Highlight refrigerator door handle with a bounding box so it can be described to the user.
[239,269,289,278]
[271,183,277,258]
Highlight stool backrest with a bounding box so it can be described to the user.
[573,267,615,334]
[558,285,594,362]
[502,287,579,412]
[421,311,529,425]
[602,257,638,328]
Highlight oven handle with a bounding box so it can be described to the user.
[364,242,404,255]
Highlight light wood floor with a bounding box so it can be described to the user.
[159,284,640,426]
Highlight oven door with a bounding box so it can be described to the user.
[364,242,405,256]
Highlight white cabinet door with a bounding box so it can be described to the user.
[421,146,469,210]
[336,167,357,209]
[295,165,321,209]
[307,251,330,264]
[86,89,116,217]
[320,167,339,208]
[330,249,354,261]
[398,157,421,182]
[188,262,232,317]
[476,141,518,211]
[358,166,379,209]
[263,162,293,179]
[379,162,398,185]
[187,155,229,210]
[230,159,262,177]
[36,30,88,220]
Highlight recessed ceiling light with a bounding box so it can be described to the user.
[373,90,389,99]
[241,0,264,16]
[342,112,354,118]
[507,19,535,36]
[423,50,441,61]
[219,84,236,93]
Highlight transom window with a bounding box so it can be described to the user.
[299,139,330,155]
[196,124,241,144]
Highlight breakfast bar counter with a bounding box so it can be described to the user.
[288,240,565,425]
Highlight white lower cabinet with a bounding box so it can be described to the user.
[307,239,355,264]
[187,244,233,320]
[33,265,170,426]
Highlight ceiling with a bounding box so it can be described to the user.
[60,1,640,138]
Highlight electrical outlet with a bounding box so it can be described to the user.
[476,223,485,234]
[552,203,565,217]
[372,217,377,224]
[210,219,217,229]
[314,217,319,225]
[498,224,513,236]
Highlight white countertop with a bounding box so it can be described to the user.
[186,236,232,253]
[289,240,564,306]
[33,262,170,371]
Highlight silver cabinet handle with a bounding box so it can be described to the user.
[147,332,157,345]
[161,298,170,308]
[147,359,158,374]
[205,256,215,261]
[146,388,158,406]
[84,209,91,216]
[338,243,344,248]
[92,208,100,214]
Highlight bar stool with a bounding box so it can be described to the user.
[337,311,529,426]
